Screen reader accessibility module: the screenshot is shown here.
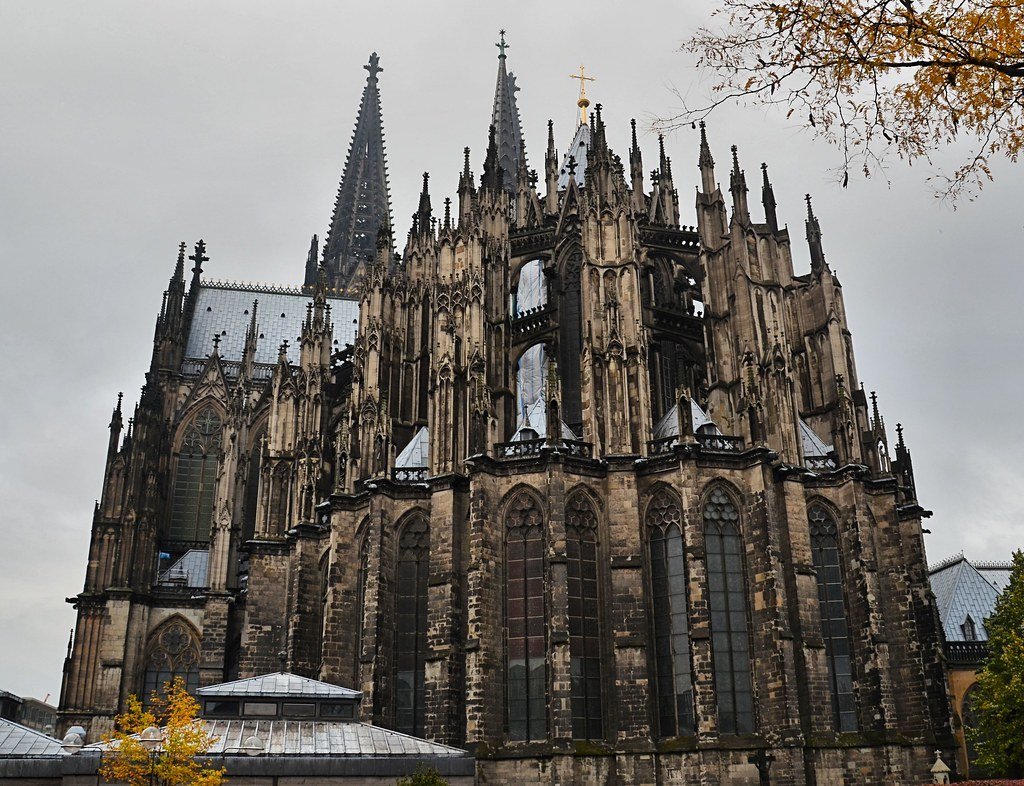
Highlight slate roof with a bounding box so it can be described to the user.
[157,549,209,588]
[511,396,578,441]
[929,555,1012,642]
[652,401,721,440]
[185,284,359,366]
[558,123,590,189]
[799,419,833,457]
[395,427,429,468]
[199,720,467,757]
[197,672,360,700]
[0,719,63,757]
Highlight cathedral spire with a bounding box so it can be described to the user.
[629,119,644,201]
[761,163,778,233]
[805,194,827,273]
[544,120,558,213]
[416,172,432,235]
[304,234,319,287]
[481,124,503,194]
[698,121,716,194]
[729,145,749,224]
[318,52,393,293]
[489,30,525,194]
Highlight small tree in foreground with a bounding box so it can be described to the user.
[99,677,225,786]
[970,549,1024,776]
[395,763,449,786]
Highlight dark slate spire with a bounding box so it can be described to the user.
[318,52,394,294]
[481,124,503,194]
[489,30,525,194]
[416,172,432,234]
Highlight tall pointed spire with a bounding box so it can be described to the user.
[761,163,778,233]
[698,121,716,193]
[729,145,749,224]
[805,194,826,273]
[489,30,525,195]
[318,52,394,294]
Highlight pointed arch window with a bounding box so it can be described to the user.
[354,534,369,682]
[241,426,266,543]
[961,615,978,642]
[566,494,602,739]
[395,517,430,736]
[809,505,857,732]
[648,490,695,736]
[704,487,754,734]
[142,619,200,706]
[505,491,546,741]
[169,408,222,544]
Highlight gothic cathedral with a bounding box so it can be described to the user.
[60,40,953,784]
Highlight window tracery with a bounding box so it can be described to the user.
[142,619,200,705]
[394,516,429,736]
[566,494,602,739]
[505,491,546,741]
[168,408,222,545]
[647,490,695,736]
[703,487,754,734]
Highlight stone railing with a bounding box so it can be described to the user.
[648,435,680,456]
[495,438,546,458]
[696,433,744,452]
[392,466,428,483]
[510,304,555,340]
[805,455,838,472]
[945,640,988,666]
[561,439,593,458]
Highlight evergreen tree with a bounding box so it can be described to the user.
[971,549,1024,776]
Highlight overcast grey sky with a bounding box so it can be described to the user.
[1,1,1021,704]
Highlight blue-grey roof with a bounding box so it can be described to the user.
[929,556,1012,641]
[197,672,360,700]
[0,719,63,757]
[395,427,429,468]
[557,123,590,189]
[652,401,720,440]
[799,419,833,457]
[157,549,209,588]
[185,284,359,366]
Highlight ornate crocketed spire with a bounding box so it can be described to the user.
[805,194,826,272]
[317,52,394,294]
[761,162,778,233]
[490,30,525,195]
[698,121,716,193]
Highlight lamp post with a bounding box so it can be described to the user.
[139,725,162,786]
[60,732,84,755]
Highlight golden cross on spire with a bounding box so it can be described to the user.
[569,64,596,125]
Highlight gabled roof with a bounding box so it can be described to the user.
[799,419,833,457]
[197,672,360,700]
[395,427,429,468]
[0,718,63,757]
[558,123,590,190]
[652,400,721,440]
[512,396,577,441]
[929,556,1010,642]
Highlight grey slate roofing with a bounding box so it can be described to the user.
[0,719,63,757]
[510,396,577,441]
[799,419,833,457]
[929,555,1013,642]
[395,427,429,468]
[197,672,360,700]
[198,720,466,757]
[558,123,591,190]
[157,549,209,588]
[652,401,721,440]
[185,284,359,366]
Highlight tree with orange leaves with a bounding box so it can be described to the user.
[98,678,225,786]
[666,1,1024,199]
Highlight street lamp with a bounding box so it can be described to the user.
[240,736,264,757]
[60,732,83,755]
[139,725,162,786]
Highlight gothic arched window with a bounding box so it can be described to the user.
[394,516,430,736]
[809,505,857,732]
[142,619,200,705]
[648,490,694,736]
[354,533,369,682]
[505,491,546,741]
[566,494,602,739]
[703,487,754,734]
[169,407,222,544]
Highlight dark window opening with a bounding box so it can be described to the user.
[566,495,602,739]
[168,408,222,545]
[394,517,429,737]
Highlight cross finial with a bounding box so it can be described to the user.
[496,29,509,58]
[212,333,221,352]
[569,64,596,125]
[364,52,382,79]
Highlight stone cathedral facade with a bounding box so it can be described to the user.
[60,40,953,785]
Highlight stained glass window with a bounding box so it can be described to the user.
[648,490,695,736]
[704,487,754,734]
[809,505,857,732]
[566,495,602,739]
[168,408,222,544]
[506,492,546,741]
[142,619,200,705]
[395,517,429,736]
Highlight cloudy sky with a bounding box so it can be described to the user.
[1,1,1021,704]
